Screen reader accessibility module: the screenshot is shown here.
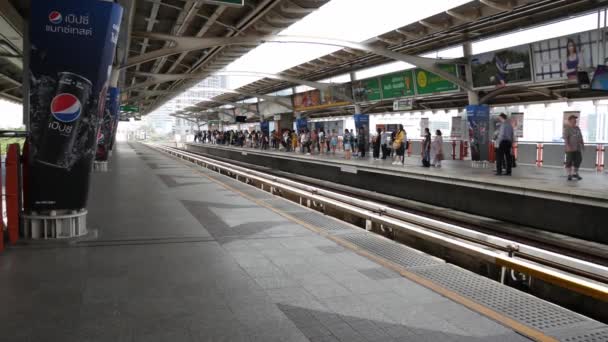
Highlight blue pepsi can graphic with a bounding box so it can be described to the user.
[37,72,92,169]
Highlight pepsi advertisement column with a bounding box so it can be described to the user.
[96,87,120,162]
[27,0,123,211]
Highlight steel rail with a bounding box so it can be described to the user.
[148,143,608,301]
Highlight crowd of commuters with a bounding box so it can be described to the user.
[192,113,585,181]
[193,125,447,168]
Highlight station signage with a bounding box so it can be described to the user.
[120,105,139,112]
[380,70,415,99]
[393,98,414,111]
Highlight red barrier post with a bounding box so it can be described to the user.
[21,141,29,210]
[6,143,20,244]
[488,141,496,163]
[536,143,543,167]
[595,144,604,172]
[0,145,4,252]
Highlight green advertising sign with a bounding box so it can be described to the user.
[352,78,382,102]
[120,105,139,113]
[203,0,244,7]
[381,70,415,99]
[414,64,459,95]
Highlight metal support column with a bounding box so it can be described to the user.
[350,72,362,114]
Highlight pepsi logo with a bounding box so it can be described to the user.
[51,94,82,123]
[49,11,62,24]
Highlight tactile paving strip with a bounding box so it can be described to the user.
[261,198,310,213]
[339,233,443,269]
[411,264,591,333]
[563,327,608,342]
[288,212,359,233]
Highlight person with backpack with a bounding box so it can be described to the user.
[422,128,432,167]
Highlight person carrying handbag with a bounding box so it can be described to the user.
[392,124,406,166]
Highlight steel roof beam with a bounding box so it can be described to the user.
[129,69,351,100]
[479,0,514,12]
[125,32,470,91]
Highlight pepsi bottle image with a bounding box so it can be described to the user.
[37,72,92,169]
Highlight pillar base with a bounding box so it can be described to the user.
[93,161,108,172]
[22,209,88,239]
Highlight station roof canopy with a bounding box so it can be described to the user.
[2,0,608,112]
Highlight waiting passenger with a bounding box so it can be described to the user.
[422,128,432,168]
[330,129,338,154]
[496,113,513,176]
[358,126,367,158]
[380,128,388,160]
[563,114,584,181]
[431,130,444,168]
[343,129,352,160]
[372,128,381,160]
[392,125,406,166]
[319,129,326,155]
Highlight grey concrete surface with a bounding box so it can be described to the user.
[0,142,532,341]
[186,143,608,201]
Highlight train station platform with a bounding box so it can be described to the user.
[184,143,608,245]
[2,142,606,341]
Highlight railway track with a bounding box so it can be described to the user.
[148,143,608,305]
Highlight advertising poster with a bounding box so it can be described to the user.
[293,85,351,111]
[471,45,532,88]
[260,121,270,136]
[511,112,524,138]
[352,78,382,102]
[450,116,463,138]
[295,118,308,132]
[415,64,459,95]
[27,0,122,211]
[354,114,370,148]
[96,87,119,161]
[532,29,602,82]
[420,118,429,137]
[466,105,490,161]
[381,70,415,99]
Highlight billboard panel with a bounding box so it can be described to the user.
[471,45,532,88]
[27,0,122,211]
[532,29,602,82]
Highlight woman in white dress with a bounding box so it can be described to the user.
[431,129,444,167]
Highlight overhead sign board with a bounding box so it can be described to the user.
[352,78,382,102]
[471,45,532,89]
[415,64,459,95]
[202,0,244,7]
[120,105,139,112]
[393,98,414,111]
[381,70,415,99]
